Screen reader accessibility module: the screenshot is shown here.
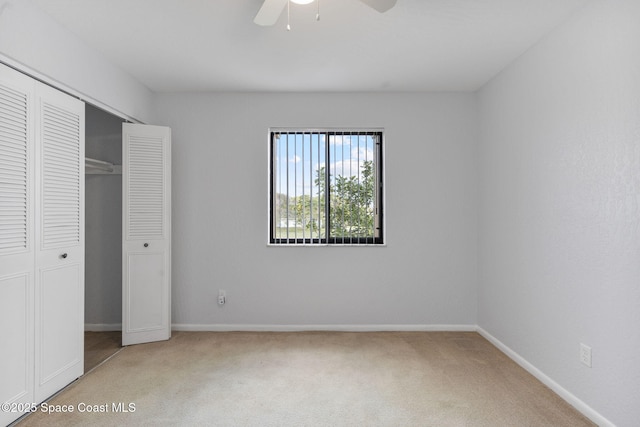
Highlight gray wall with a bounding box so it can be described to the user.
[0,1,153,122]
[477,0,640,425]
[155,92,479,328]
[85,104,123,327]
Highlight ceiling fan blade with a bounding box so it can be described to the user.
[358,0,397,13]
[254,0,288,26]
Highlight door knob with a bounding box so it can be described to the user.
[60,253,68,259]
[144,243,149,247]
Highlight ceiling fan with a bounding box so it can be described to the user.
[254,0,398,26]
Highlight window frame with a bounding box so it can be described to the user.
[268,128,384,246]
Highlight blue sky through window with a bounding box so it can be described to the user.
[274,132,375,198]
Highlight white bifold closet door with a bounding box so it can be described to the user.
[122,123,171,346]
[0,63,36,427]
[0,63,84,425]
[34,83,85,402]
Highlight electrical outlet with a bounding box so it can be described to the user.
[218,290,226,305]
[580,343,592,368]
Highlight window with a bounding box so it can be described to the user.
[269,130,383,245]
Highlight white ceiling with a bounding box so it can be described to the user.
[32,0,587,93]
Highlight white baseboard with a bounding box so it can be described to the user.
[171,324,477,332]
[84,323,122,332]
[476,327,613,427]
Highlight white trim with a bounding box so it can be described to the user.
[477,327,614,427]
[84,323,122,332]
[171,324,477,332]
[0,56,142,124]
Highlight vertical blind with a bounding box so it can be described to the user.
[271,130,383,245]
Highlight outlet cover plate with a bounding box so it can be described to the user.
[580,343,592,368]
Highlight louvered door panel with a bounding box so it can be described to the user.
[41,103,81,248]
[126,136,165,240]
[34,83,84,403]
[122,123,171,346]
[0,82,29,253]
[0,63,35,427]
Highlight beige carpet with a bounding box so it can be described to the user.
[84,331,122,373]
[17,331,594,427]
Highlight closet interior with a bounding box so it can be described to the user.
[84,104,124,371]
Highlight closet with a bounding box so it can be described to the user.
[84,105,172,347]
[1,63,171,426]
[0,63,84,426]
[85,104,123,334]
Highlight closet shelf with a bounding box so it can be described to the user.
[85,157,122,175]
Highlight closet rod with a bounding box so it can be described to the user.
[85,157,121,174]
[86,157,113,172]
